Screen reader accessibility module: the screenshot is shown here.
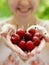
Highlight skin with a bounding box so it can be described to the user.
[0,0,49,61]
[8,0,39,18]
[7,0,40,29]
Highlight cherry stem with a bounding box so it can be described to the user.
[35,27,47,35]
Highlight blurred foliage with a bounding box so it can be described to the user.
[36,0,49,19]
[0,0,49,19]
[0,0,12,17]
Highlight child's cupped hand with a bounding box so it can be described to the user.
[6,25,49,61]
[0,24,49,61]
[27,25,49,58]
[0,24,28,61]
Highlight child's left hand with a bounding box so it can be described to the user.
[27,25,49,57]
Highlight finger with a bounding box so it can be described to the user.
[15,45,28,61]
[2,35,20,54]
[8,28,16,36]
[27,25,47,33]
[6,35,27,60]
[28,47,37,57]
[27,25,37,32]
[14,45,27,56]
[14,45,28,61]
[0,32,7,37]
[43,32,49,42]
[36,39,45,54]
[0,35,4,42]
[27,52,31,56]
[1,24,16,33]
[19,53,28,61]
[27,25,43,31]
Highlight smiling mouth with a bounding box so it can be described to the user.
[17,7,32,13]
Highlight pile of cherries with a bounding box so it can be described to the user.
[11,28,43,52]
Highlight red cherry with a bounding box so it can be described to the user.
[28,28,36,36]
[25,41,35,51]
[18,40,26,50]
[32,36,40,46]
[16,28,26,37]
[24,32,32,41]
[34,32,43,39]
[11,34,20,44]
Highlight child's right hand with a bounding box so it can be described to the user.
[2,34,28,61]
[0,24,28,61]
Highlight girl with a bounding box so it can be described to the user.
[0,0,49,65]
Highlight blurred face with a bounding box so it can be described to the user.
[8,0,39,17]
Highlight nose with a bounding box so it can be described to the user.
[19,0,29,8]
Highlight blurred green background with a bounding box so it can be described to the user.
[0,0,49,19]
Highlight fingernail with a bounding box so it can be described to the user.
[37,51,40,54]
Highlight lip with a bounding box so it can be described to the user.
[17,7,32,13]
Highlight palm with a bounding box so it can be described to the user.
[4,35,28,61]
[27,25,46,57]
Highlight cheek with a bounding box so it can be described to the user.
[31,0,39,9]
[8,0,18,10]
